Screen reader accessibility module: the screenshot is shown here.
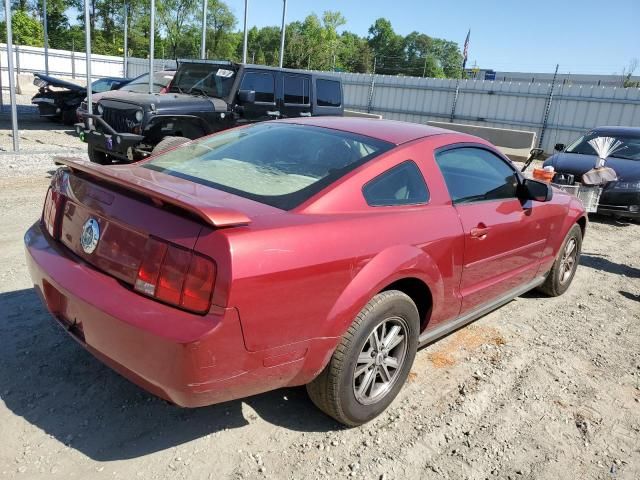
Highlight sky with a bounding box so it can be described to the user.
[224,0,640,75]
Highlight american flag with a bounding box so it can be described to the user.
[462,30,470,70]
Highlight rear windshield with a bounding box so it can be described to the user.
[143,123,393,210]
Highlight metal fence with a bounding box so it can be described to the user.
[331,72,640,153]
[0,43,175,86]
[3,44,640,154]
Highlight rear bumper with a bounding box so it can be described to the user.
[24,222,334,407]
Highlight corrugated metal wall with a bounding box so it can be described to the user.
[332,72,640,153]
[3,43,639,153]
[126,58,177,77]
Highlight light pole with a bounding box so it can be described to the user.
[43,0,49,75]
[123,3,128,77]
[4,0,19,151]
[278,0,286,68]
[84,0,92,118]
[201,0,207,59]
[242,0,248,63]
[149,0,155,93]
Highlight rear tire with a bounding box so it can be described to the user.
[152,136,190,155]
[537,224,582,297]
[87,144,111,165]
[306,290,419,426]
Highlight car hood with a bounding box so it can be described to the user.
[96,92,228,112]
[545,152,640,182]
[34,73,86,92]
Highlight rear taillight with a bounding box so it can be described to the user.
[42,187,61,238]
[134,237,216,314]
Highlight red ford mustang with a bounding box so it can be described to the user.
[25,117,586,426]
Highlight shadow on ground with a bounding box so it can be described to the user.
[580,253,640,278]
[0,288,339,462]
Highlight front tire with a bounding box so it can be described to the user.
[87,144,111,165]
[537,224,582,297]
[152,136,190,155]
[307,290,419,426]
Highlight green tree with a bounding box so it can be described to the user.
[367,18,404,74]
[0,9,44,46]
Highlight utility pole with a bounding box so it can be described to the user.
[278,0,287,68]
[242,0,248,63]
[422,56,427,77]
[200,0,207,59]
[43,0,49,75]
[149,0,155,93]
[84,0,92,120]
[123,3,128,76]
[5,0,19,151]
[367,56,376,113]
[538,63,559,149]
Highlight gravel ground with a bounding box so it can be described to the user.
[0,128,639,480]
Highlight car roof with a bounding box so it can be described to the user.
[590,126,640,136]
[278,117,471,145]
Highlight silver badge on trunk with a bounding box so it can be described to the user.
[80,218,100,254]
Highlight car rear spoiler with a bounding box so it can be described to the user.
[54,157,252,228]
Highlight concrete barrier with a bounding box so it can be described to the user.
[344,109,382,119]
[427,121,537,162]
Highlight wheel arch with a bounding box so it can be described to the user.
[380,277,433,332]
[323,244,443,341]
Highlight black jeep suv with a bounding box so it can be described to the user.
[75,60,344,163]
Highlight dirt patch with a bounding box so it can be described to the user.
[0,151,639,480]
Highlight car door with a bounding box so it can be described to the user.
[434,145,550,314]
[237,70,279,123]
[280,73,312,118]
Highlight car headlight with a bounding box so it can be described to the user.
[135,110,144,122]
[97,104,104,115]
[611,180,640,190]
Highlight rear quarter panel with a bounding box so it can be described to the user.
[199,137,466,353]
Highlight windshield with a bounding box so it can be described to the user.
[169,64,236,98]
[143,123,393,210]
[91,78,119,93]
[121,71,175,93]
[565,132,640,161]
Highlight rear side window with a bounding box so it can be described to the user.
[240,72,275,103]
[435,147,518,204]
[316,79,342,107]
[284,75,310,105]
[363,161,429,206]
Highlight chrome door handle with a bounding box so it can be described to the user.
[299,112,312,117]
[267,110,280,117]
[470,227,489,239]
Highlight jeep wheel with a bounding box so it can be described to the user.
[306,290,419,426]
[152,136,190,156]
[87,144,111,165]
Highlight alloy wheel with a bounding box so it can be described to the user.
[353,316,409,405]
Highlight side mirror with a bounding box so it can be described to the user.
[554,143,565,152]
[519,179,553,202]
[529,147,544,159]
[110,83,121,91]
[238,89,256,104]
